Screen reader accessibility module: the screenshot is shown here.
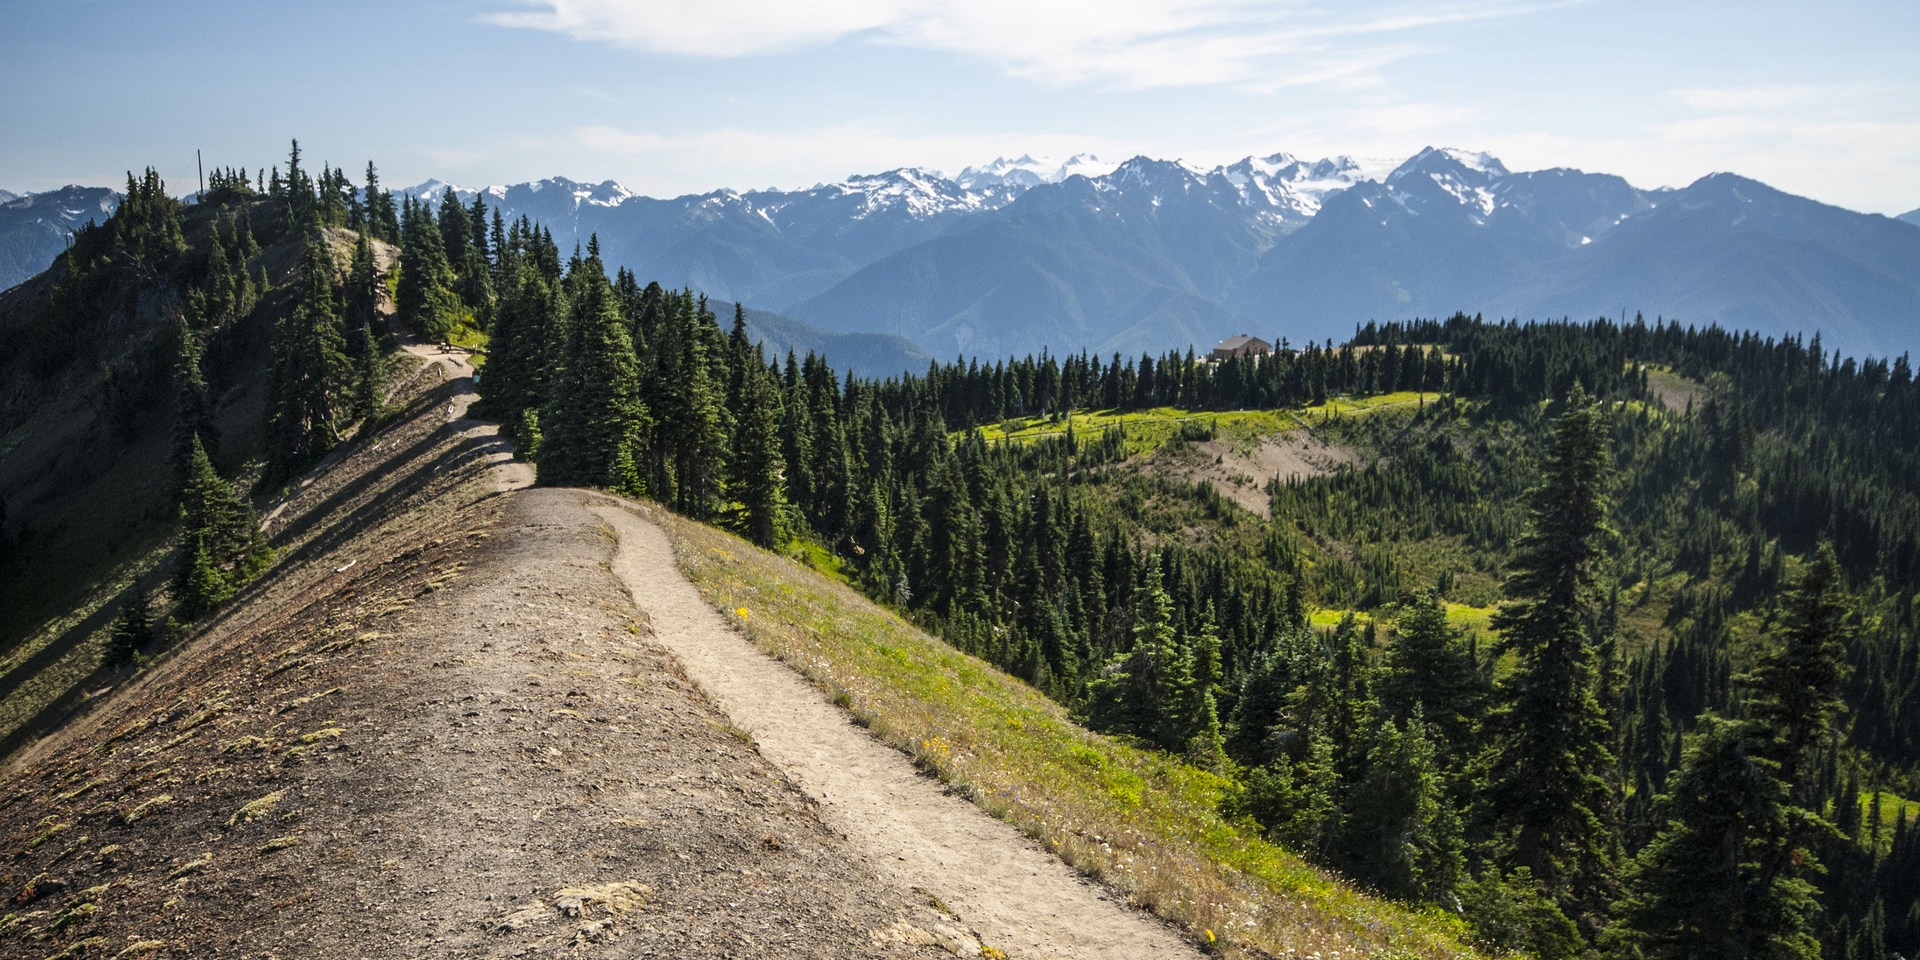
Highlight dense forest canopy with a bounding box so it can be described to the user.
[15,146,1919,959]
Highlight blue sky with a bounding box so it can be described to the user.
[3,0,1915,213]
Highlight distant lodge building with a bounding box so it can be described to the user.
[1208,334,1273,362]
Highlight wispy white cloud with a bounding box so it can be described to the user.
[1482,82,1920,213]
[482,0,904,57]
[481,0,1580,90]
[1671,83,1868,113]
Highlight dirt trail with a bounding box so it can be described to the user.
[591,501,1203,960]
[1,371,967,957]
[400,341,535,493]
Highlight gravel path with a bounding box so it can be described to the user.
[398,341,534,492]
[591,500,1204,960]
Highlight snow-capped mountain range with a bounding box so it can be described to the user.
[393,148,1416,238]
[386,147,1918,362]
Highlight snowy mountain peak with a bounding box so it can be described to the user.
[0,190,16,204]
[1392,147,1509,182]
[569,178,636,207]
[795,166,1004,220]
[408,178,466,198]
[957,153,1117,190]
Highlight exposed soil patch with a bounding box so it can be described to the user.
[1146,428,1366,517]
[1645,367,1708,414]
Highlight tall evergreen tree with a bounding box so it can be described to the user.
[396,195,461,341]
[1743,544,1850,800]
[1478,383,1619,937]
[1379,590,1489,758]
[537,265,646,490]
[352,320,384,427]
[1089,554,1198,751]
[480,262,561,435]
[266,235,352,472]
[732,359,791,548]
[363,161,398,243]
[169,315,217,492]
[173,437,272,619]
[1343,713,1466,902]
[345,232,379,332]
[1608,715,1821,960]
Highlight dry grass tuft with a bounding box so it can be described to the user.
[118,794,172,825]
[226,790,286,828]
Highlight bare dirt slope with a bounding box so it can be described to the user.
[592,500,1201,960]
[0,353,965,959]
[1146,428,1366,517]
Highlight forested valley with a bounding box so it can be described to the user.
[18,146,1919,959]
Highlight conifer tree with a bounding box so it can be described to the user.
[345,232,379,331]
[1608,715,1821,960]
[480,263,560,433]
[732,359,791,548]
[266,235,352,472]
[284,139,314,229]
[1743,544,1849,800]
[1379,590,1488,758]
[437,187,473,268]
[1478,383,1619,936]
[352,320,384,427]
[537,265,645,491]
[1343,713,1465,901]
[645,294,730,518]
[106,584,156,666]
[397,196,460,341]
[173,437,272,619]
[169,316,217,492]
[364,161,398,243]
[1089,554,1197,750]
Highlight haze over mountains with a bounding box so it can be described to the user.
[10,149,1918,365]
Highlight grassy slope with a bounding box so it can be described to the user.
[653,503,1485,960]
[979,391,1433,455]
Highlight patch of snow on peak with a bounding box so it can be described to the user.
[1055,153,1114,182]
[957,153,1116,191]
[1210,152,1399,224]
[820,167,990,220]
[398,179,471,204]
[573,179,634,207]
[1439,148,1508,177]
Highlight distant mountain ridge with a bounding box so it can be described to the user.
[1900,208,1920,227]
[393,150,1920,361]
[0,186,120,292]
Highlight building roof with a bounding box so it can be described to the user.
[1212,334,1271,352]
